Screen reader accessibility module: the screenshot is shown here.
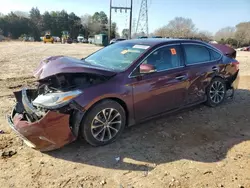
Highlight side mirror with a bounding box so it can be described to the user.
[139,64,156,74]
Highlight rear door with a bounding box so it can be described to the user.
[181,43,223,104]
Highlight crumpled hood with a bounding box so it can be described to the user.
[33,56,116,80]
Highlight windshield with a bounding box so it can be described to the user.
[84,42,151,71]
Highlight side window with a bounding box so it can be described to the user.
[142,45,182,71]
[183,44,210,65]
[210,49,222,60]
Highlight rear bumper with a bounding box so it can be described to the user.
[6,89,76,152]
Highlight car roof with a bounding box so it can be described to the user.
[119,38,207,46]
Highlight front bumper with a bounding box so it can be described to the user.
[6,89,76,152]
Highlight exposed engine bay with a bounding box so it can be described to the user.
[37,73,108,94]
[13,73,109,124]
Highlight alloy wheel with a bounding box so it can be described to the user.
[209,81,225,104]
[91,108,122,142]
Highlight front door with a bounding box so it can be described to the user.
[130,44,189,121]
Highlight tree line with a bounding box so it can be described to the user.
[0,8,249,47]
[0,7,118,41]
[154,17,250,47]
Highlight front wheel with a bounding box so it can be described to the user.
[206,77,226,107]
[80,100,126,146]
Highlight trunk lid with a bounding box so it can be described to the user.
[210,43,236,59]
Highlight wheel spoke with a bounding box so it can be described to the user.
[218,94,222,101]
[216,94,219,103]
[211,84,216,91]
[107,127,112,139]
[109,126,119,133]
[102,109,107,121]
[109,121,121,125]
[109,113,120,122]
[100,127,106,141]
[92,124,104,129]
[211,94,215,101]
[93,127,105,137]
[218,83,223,90]
[94,116,105,125]
[216,81,219,89]
[107,108,114,122]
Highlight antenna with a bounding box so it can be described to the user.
[136,0,149,36]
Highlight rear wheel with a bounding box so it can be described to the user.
[81,100,126,146]
[206,77,226,107]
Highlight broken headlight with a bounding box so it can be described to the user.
[32,90,82,109]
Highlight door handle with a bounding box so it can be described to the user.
[212,66,218,72]
[175,75,186,80]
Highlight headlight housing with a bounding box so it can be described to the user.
[32,90,82,109]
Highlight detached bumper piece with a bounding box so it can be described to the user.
[6,89,76,152]
[226,70,240,99]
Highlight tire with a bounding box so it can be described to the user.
[206,77,226,107]
[81,100,126,146]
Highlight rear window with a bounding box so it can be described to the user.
[210,49,222,60]
[183,44,210,65]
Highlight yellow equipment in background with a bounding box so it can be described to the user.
[43,32,54,43]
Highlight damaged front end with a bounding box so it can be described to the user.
[6,73,107,152]
[6,56,114,151]
[6,87,84,152]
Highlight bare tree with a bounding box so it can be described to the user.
[154,17,197,38]
[13,11,29,18]
[154,26,169,37]
[122,29,129,39]
[81,14,101,37]
[235,22,250,46]
[214,26,235,41]
[194,30,213,41]
[167,17,197,38]
[81,14,93,37]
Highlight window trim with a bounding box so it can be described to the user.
[128,43,184,78]
[181,42,223,66]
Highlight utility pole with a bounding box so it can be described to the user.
[129,0,133,39]
[109,0,133,41]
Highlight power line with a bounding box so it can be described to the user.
[109,0,133,40]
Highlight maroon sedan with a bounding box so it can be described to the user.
[7,39,239,151]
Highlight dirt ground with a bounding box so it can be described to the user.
[0,41,250,188]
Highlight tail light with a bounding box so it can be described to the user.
[232,61,239,71]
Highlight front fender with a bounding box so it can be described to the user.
[73,84,135,126]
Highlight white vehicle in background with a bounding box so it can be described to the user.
[53,36,61,42]
[77,34,84,43]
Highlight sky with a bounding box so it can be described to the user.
[0,0,249,35]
